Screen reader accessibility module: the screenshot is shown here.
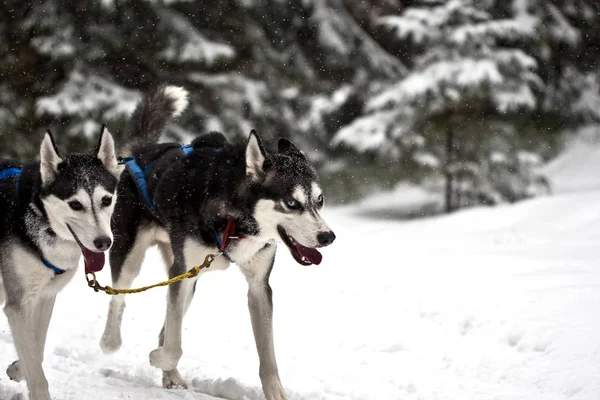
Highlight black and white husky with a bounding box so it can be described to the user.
[0,127,121,400]
[100,86,336,399]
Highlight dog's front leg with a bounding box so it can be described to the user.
[4,300,51,400]
[239,244,287,400]
[149,259,198,389]
[7,295,56,383]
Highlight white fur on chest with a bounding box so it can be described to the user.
[227,236,274,265]
[182,236,272,273]
[38,238,81,271]
[11,243,79,300]
[183,238,230,271]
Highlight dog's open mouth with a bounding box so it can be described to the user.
[277,226,322,266]
[67,225,106,273]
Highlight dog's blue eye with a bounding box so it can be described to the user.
[68,200,84,211]
[285,199,300,209]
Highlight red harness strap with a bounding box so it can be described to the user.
[218,217,245,253]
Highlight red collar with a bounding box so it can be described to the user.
[218,217,245,253]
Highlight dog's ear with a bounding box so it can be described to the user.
[278,138,306,159]
[96,125,122,177]
[40,130,63,185]
[246,129,267,178]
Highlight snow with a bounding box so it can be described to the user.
[307,0,404,78]
[413,151,440,168]
[342,0,552,156]
[349,182,442,218]
[36,71,141,121]
[570,70,600,121]
[541,126,600,193]
[158,9,235,66]
[188,73,266,115]
[4,186,600,399]
[494,84,537,113]
[366,58,504,112]
[450,17,537,45]
[547,3,580,45]
[310,0,350,55]
[31,28,75,58]
[299,86,353,135]
[378,0,489,44]
[67,120,102,139]
[364,53,539,116]
[331,109,404,153]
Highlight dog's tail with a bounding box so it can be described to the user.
[121,85,189,155]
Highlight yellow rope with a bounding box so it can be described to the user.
[86,254,218,295]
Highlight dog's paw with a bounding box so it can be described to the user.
[262,375,287,400]
[10,393,25,400]
[162,369,188,389]
[100,330,122,354]
[6,360,24,382]
[149,347,181,371]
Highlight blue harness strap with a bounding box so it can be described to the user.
[181,144,193,156]
[122,144,238,261]
[0,167,22,180]
[121,144,204,216]
[0,167,65,276]
[213,230,233,262]
[120,156,157,215]
[43,258,65,275]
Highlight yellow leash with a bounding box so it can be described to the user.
[85,253,219,295]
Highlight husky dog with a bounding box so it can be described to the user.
[0,127,121,400]
[100,86,336,399]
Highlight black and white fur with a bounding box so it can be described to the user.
[100,86,336,399]
[0,127,121,400]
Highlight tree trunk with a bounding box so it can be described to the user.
[445,123,454,213]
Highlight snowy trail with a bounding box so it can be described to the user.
[2,192,600,399]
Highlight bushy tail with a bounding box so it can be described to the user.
[121,85,189,155]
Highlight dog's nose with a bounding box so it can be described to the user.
[93,237,112,252]
[317,231,336,246]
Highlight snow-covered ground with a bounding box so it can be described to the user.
[2,129,600,399]
[2,188,600,400]
[541,127,600,194]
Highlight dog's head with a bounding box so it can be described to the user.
[246,130,335,265]
[39,126,122,271]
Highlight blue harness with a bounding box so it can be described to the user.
[120,144,194,216]
[121,144,235,258]
[0,167,65,276]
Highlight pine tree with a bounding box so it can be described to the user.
[0,0,403,164]
[2,0,599,208]
[334,0,595,208]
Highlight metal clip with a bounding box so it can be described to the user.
[85,272,102,292]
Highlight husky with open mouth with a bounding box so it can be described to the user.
[100,86,336,400]
[0,127,121,400]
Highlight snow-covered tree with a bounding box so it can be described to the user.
[337,0,541,150]
[0,0,403,163]
[334,0,596,208]
[1,0,599,209]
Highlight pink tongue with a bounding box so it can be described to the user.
[83,248,105,273]
[298,244,323,265]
